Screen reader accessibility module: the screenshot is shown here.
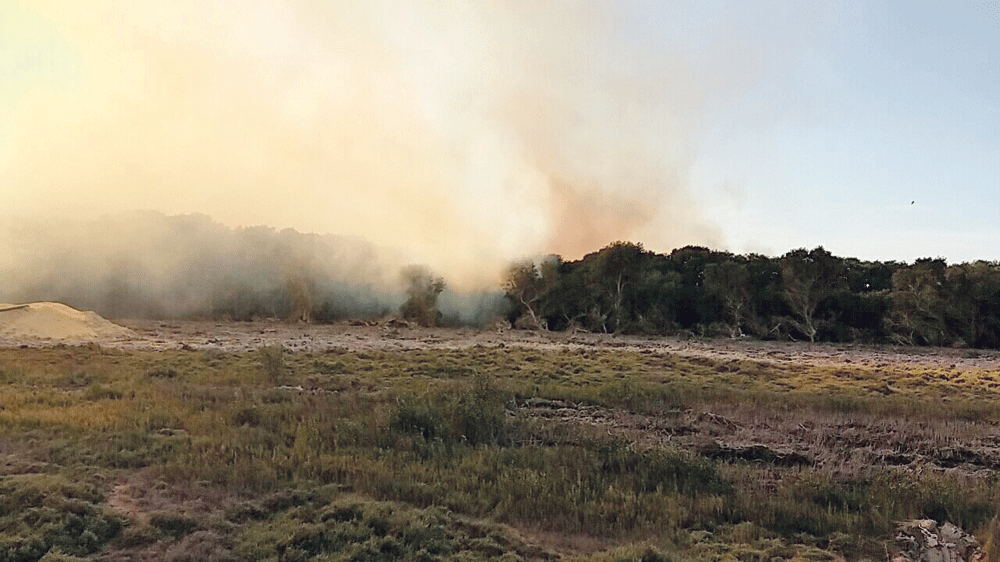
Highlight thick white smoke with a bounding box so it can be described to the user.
[3,1,724,289]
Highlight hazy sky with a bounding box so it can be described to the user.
[2,1,998,287]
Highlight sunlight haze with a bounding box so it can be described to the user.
[2,0,998,288]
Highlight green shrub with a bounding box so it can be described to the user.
[599,440,729,497]
[457,374,512,446]
[261,489,323,514]
[390,374,513,448]
[149,512,197,539]
[0,475,122,562]
[233,405,263,427]
[390,401,447,443]
[147,366,179,378]
[236,498,513,561]
[226,502,268,523]
[258,345,287,384]
[918,480,994,529]
[83,383,123,400]
[50,431,187,469]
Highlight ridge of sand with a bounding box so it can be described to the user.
[0,302,135,343]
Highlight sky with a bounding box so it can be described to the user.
[1,0,998,289]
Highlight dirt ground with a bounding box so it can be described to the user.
[112,318,1000,374]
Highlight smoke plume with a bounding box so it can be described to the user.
[2,1,722,292]
[0,212,504,324]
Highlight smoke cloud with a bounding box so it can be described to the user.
[2,1,722,292]
[0,211,505,324]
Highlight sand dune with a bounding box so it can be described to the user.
[0,302,135,343]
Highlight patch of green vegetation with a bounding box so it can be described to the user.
[390,374,513,447]
[236,496,526,562]
[0,473,122,562]
[258,345,288,385]
[148,512,197,539]
[1,344,1000,560]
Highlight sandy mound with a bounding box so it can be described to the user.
[0,302,135,344]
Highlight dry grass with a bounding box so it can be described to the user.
[0,341,999,561]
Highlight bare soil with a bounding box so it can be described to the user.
[114,318,1000,373]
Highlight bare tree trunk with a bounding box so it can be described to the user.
[519,295,544,330]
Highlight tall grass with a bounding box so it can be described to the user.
[0,345,999,561]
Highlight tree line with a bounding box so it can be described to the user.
[11,212,997,347]
[502,242,1000,349]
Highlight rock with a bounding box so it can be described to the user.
[895,519,983,562]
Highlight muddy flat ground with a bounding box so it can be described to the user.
[116,318,1000,373]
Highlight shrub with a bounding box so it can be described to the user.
[598,440,730,497]
[84,383,123,400]
[399,265,445,327]
[163,530,238,562]
[455,374,512,446]
[233,405,262,427]
[147,366,179,379]
[390,401,447,442]
[389,374,513,447]
[149,512,198,539]
[258,345,286,384]
[0,475,122,562]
